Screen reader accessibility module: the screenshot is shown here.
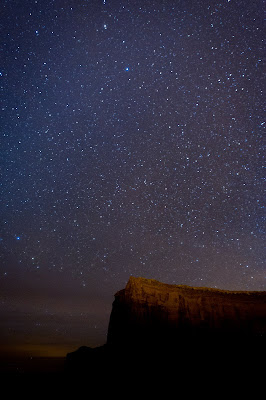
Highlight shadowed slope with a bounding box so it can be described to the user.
[66,277,266,379]
[107,276,266,348]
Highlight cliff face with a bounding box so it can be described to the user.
[107,277,266,349]
[66,277,266,377]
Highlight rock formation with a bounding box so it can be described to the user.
[107,276,266,349]
[66,277,266,377]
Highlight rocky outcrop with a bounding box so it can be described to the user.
[107,276,266,349]
[66,277,266,377]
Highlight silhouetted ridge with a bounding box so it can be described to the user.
[107,276,266,347]
[66,277,266,378]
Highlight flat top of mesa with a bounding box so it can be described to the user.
[123,276,266,297]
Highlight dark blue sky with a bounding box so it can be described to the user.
[0,0,265,356]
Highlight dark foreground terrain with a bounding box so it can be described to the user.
[1,277,265,390]
[65,277,266,384]
[0,355,65,376]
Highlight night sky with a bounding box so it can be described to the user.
[1,0,265,357]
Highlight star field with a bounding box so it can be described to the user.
[0,0,265,353]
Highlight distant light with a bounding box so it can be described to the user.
[125,67,129,71]
[16,236,20,240]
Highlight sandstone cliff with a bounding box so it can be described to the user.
[107,276,266,349]
[66,277,266,378]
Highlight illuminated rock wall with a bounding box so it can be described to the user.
[107,276,266,348]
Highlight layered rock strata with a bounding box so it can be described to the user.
[66,277,266,377]
[107,276,266,349]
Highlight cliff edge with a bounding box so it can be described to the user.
[107,276,266,349]
[66,277,266,377]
